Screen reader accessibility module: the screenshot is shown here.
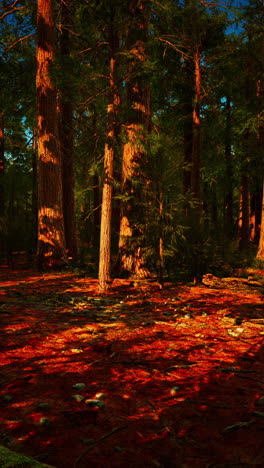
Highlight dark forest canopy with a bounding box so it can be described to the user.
[0,0,263,290]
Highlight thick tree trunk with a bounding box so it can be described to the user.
[119,0,151,278]
[98,24,120,293]
[190,44,201,201]
[0,112,4,218]
[256,183,264,260]
[36,0,67,270]
[59,0,78,260]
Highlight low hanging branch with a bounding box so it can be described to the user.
[4,33,35,54]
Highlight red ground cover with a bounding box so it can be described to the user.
[0,269,264,468]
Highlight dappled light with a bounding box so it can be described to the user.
[0,269,264,467]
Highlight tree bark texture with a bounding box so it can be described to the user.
[36,0,67,270]
[256,183,264,260]
[238,174,250,251]
[98,22,120,293]
[119,0,151,278]
[190,44,201,201]
[59,0,78,260]
[0,112,5,218]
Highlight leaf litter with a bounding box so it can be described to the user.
[0,269,264,467]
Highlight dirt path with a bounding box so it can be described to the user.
[0,269,264,468]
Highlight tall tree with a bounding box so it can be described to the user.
[256,183,264,260]
[58,0,78,260]
[98,10,120,293]
[190,42,201,200]
[36,0,67,269]
[0,112,4,218]
[223,96,234,234]
[118,0,151,278]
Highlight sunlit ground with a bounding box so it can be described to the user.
[0,270,264,467]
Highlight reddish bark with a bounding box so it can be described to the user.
[119,0,151,278]
[99,23,120,293]
[256,183,264,259]
[0,112,5,218]
[59,0,78,260]
[190,44,201,201]
[238,174,250,251]
[36,0,67,269]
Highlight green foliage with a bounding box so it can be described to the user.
[0,0,263,279]
[0,445,54,468]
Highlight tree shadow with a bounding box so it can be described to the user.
[0,273,264,467]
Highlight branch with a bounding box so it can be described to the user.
[74,425,128,467]
[4,33,35,54]
[76,42,108,55]
[157,37,190,60]
[0,0,25,22]
[56,24,81,37]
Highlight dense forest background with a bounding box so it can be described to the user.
[0,0,263,292]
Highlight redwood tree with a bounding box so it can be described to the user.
[118,0,151,278]
[0,112,4,218]
[36,0,67,269]
[58,0,78,260]
[98,16,120,293]
[256,183,264,260]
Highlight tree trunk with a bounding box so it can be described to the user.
[183,102,193,196]
[36,0,67,270]
[256,183,264,260]
[32,132,38,251]
[238,174,250,251]
[119,0,151,278]
[190,44,201,201]
[59,0,78,260]
[249,189,262,243]
[98,23,120,293]
[224,96,234,235]
[0,112,4,218]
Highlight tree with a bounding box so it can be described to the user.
[118,0,151,278]
[256,183,264,260]
[0,112,4,218]
[58,0,78,260]
[98,9,120,293]
[36,0,67,269]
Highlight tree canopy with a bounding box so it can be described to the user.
[0,0,263,287]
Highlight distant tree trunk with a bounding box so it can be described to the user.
[32,132,38,250]
[224,96,234,235]
[0,112,4,218]
[249,189,262,243]
[183,106,193,197]
[98,22,120,293]
[256,182,264,260]
[119,0,151,278]
[92,107,100,250]
[181,58,194,202]
[190,44,201,201]
[158,188,164,288]
[238,174,250,251]
[59,0,78,260]
[36,0,67,270]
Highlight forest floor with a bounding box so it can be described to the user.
[0,267,264,468]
